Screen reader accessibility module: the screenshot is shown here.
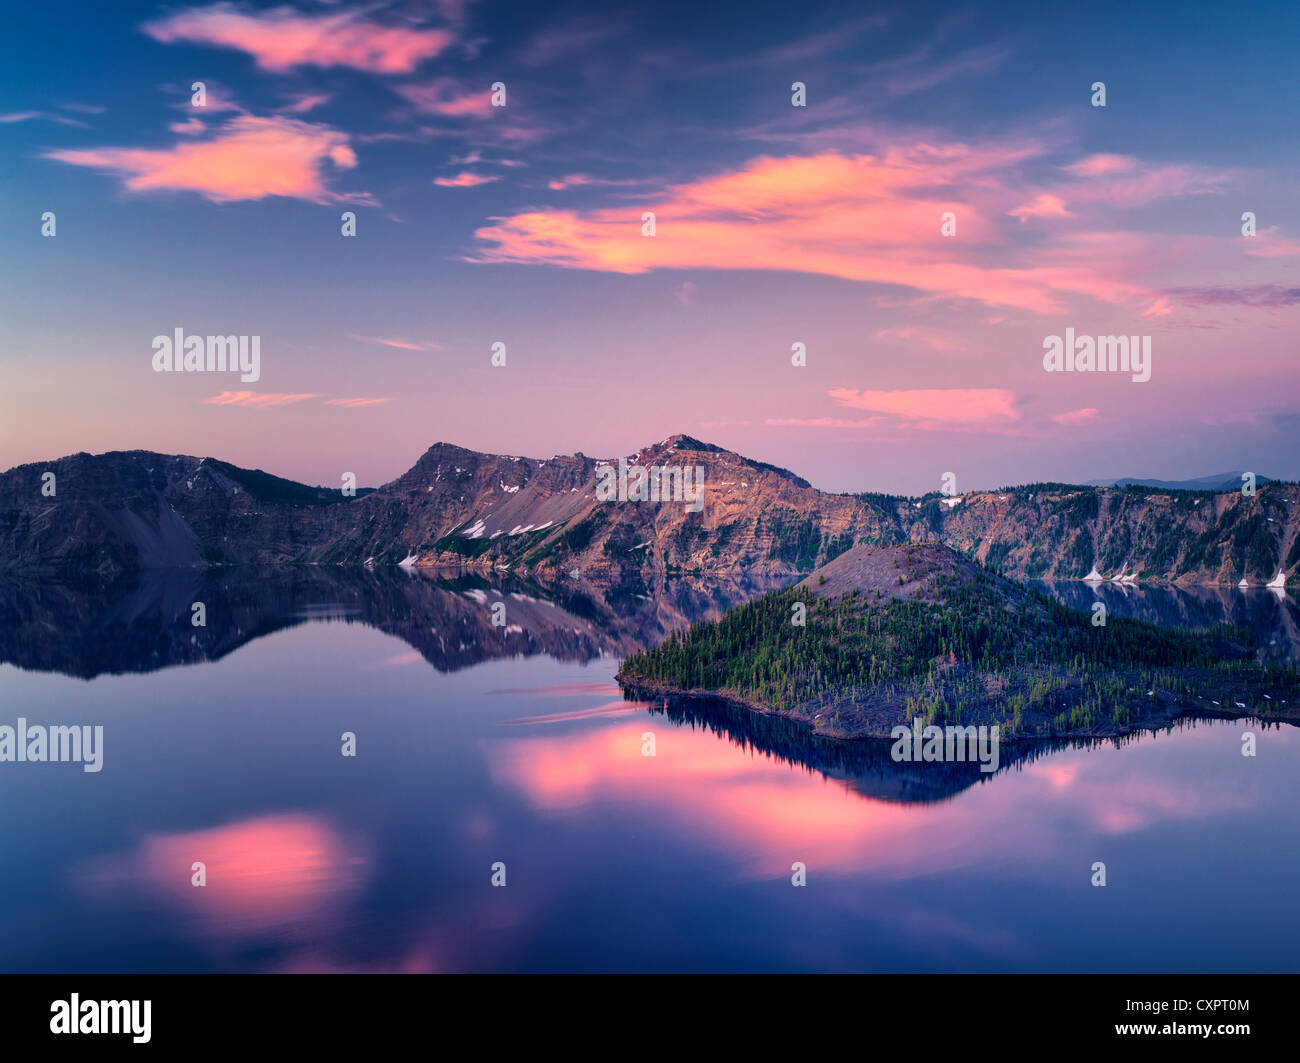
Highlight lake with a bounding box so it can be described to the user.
[1,569,1298,972]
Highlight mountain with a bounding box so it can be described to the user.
[617,543,1300,740]
[2,436,1298,586]
[1087,472,1275,492]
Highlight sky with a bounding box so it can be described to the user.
[3,0,1300,495]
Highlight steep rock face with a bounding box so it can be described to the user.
[921,483,1299,585]
[2,438,1297,586]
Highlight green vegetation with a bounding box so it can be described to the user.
[620,570,1299,737]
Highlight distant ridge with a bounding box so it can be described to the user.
[1086,472,1276,492]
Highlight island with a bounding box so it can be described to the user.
[617,543,1300,740]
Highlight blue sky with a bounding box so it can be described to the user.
[3,0,1300,493]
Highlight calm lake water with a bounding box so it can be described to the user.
[1,570,1298,972]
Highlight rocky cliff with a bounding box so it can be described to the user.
[2,435,1297,586]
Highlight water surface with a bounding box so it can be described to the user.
[1,570,1297,972]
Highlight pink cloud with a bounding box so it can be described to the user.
[874,325,968,353]
[349,335,443,351]
[1051,407,1100,425]
[546,174,638,191]
[1009,192,1070,221]
[168,116,206,135]
[279,92,333,114]
[46,115,366,204]
[1245,227,1300,258]
[1063,160,1228,207]
[674,280,697,304]
[395,78,493,117]
[204,391,319,408]
[144,4,455,73]
[326,397,395,407]
[1065,154,1137,177]
[765,417,883,429]
[434,171,498,187]
[470,146,1167,314]
[829,387,1020,426]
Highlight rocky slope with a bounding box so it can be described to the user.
[2,436,1297,586]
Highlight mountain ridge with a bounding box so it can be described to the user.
[2,435,1297,586]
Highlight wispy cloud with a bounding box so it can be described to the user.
[1052,407,1100,425]
[394,78,493,117]
[326,397,395,407]
[865,40,1013,97]
[516,13,634,67]
[1009,193,1070,221]
[434,171,498,187]
[1244,227,1300,258]
[546,174,640,191]
[204,391,319,408]
[829,387,1021,428]
[349,335,443,351]
[278,92,333,115]
[143,4,455,73]
[1164,285,1300,308]
[765,417,883,429]
[0,111,89,128]
[472,143,1169,314]
[874,325,969,353]
[46,115,369,204]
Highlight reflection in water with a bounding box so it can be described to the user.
[0,567,786,679]
[483,711,1267,887]
[1035,578,1300,659]
[2,570,1294,683]
[1,568,1299,972]
[81,814,369,939]
[631,691,1150,803]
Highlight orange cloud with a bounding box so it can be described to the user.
[47,115,366,204]
[1009,193,1070,221]
[348,334,443,351]
[829,387,1020,426]
[471,147,1164,314]
[435,171,498,187]
[144,4,454,73]
[204,391,319,407]
[1051,407,1100,425]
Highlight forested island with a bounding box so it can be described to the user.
[617,544,1300,740]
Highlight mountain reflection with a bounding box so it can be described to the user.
[0,566,785,680]
[1034,578,1300,660]
[2,568,1296,806]
[622,689,1229,803]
